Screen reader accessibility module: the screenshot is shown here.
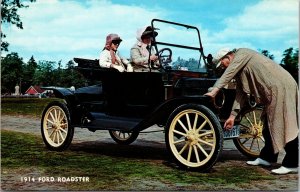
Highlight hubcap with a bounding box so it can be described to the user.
[186,130,199,146]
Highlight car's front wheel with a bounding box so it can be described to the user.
[41,101,74,151]
[109,130,139,145]
[165,104,223,171]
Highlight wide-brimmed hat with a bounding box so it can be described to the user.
[141,26,158,39]
[213,47,231,68]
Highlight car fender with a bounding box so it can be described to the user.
[42,86,76,101]
[41,87,80,121]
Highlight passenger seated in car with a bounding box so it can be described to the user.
[130,26,160,72]
[99,33,133,72]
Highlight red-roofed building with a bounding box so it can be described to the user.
[25,85,44,95]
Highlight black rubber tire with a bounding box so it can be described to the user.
[165,104,223,172]
[109,130,139,145]
[41,101,74,151]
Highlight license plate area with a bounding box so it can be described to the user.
[223,125,240,139]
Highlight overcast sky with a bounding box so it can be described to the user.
[2,0,298,66]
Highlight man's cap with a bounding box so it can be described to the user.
[213,47,231,68]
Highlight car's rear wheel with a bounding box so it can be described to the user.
[109,130,139,145]
[41,101,74,151]
[233,107,265,158]
[165,104,223,171]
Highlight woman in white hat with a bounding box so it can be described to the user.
[130,26,159,72]
[99,33,132,72]
[205,47,298,175]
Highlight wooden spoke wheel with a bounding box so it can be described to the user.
[41,101,74,151]
[109,130,139,145]
[233,107,265,158]
[165,104,223,171]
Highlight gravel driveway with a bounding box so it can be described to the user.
[1,114,299,191]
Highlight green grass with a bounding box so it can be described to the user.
[1,130,275,191]
[1,98,62,117]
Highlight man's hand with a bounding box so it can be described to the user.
[204,87,219,98]
[224,114,236,130]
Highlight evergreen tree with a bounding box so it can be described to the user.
[33,60,55,86]
[260,49,274,60]
[22,56,38,92]
[280,47,298,82]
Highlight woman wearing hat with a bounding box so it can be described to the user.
[99,33,132,72]
[205,48,298,175]
[130,26,159,72]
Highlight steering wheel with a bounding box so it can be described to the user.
[152,48,172,70]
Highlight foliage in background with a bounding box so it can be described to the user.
[1,52,23,93]
[280,47,298,83]
[172,57,206,72]
[1,0,36,51]
[259,48,298,83]
[1,53,86,94]
[22,56,38,92]
[260,49,274,60]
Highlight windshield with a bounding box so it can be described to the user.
[151,19,207,73]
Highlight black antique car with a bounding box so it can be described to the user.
[41,19,264,171]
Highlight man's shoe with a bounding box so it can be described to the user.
[271,166,298,175]
[246,158,271,166]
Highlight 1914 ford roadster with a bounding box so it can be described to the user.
[41,19,265,171]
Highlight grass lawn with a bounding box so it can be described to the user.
[1,98,62,117]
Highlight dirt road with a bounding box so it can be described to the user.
[1,115,299,191]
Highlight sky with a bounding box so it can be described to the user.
[2,0,299,67]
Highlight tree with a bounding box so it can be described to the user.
[33,60,56,86]
[260,49,274,60]
[57,60,86,88]
[1,52,24,93]
[172,57,205,72]
[33,59,86,88]
[280,47,298,82]
[22,56,38,92]
[1,0,36,51]
[66,60,75,69]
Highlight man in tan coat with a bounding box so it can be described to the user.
[205,48,298,175]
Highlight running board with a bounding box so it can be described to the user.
[81,112,142,132]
